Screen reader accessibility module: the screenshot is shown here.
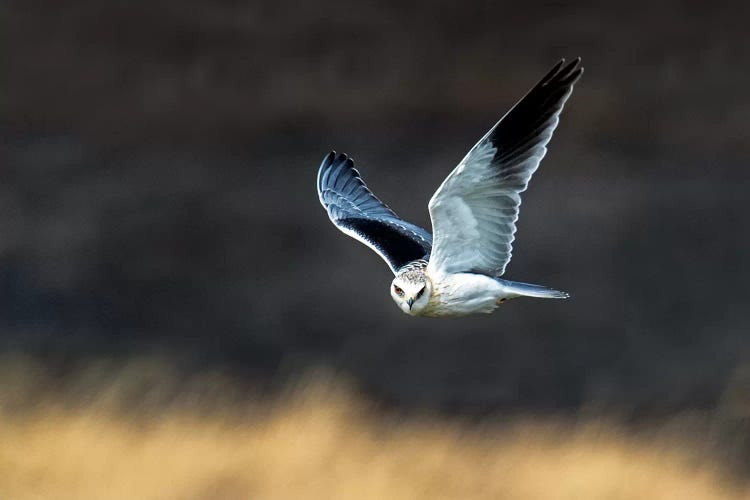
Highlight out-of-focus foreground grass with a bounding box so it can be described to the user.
[0,355,747,500]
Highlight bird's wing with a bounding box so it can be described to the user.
[427,58,583,277]
[318,151,432,274]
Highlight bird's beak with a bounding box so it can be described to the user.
[407,297,415,309]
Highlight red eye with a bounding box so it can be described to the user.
[394,286,404,296]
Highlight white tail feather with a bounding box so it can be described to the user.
[499,279,569,299]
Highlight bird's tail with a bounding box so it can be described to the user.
[498,279,570,299]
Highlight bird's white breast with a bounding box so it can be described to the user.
[418,272,506,317]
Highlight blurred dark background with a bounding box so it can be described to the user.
[2,0,749,423]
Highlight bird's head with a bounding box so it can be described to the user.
[390,271,431,315]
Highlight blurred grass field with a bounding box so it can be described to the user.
[0,355,747,500]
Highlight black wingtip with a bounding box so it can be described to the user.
[537,57,584,90]
[319,151,355,171]
[320,151,363,175]
[337,152,351,164]
[319,150,345,192]
[560,57,582,77]
[321,150,337,167]
[540,59,566,86]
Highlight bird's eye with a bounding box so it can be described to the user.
[394,286,404,296]
[416,287,425,298]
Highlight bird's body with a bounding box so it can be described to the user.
[391,260,565,317]
[421,272,508,318]
[317,59,583,318]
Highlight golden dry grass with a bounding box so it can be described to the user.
[0,358,747,500]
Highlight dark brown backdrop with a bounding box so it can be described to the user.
[3,0,749,422]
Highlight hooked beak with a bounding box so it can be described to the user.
[407,297,415,309]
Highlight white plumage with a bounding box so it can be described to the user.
[318,59,583,317]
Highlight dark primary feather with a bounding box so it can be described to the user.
[317,152,432,273]
[487,58,583,168]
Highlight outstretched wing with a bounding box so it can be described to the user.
[317,152,432,274]
[427,58,583,277]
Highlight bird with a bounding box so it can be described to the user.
[317,58,583,317]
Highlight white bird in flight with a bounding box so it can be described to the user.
[317,58,583,317]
